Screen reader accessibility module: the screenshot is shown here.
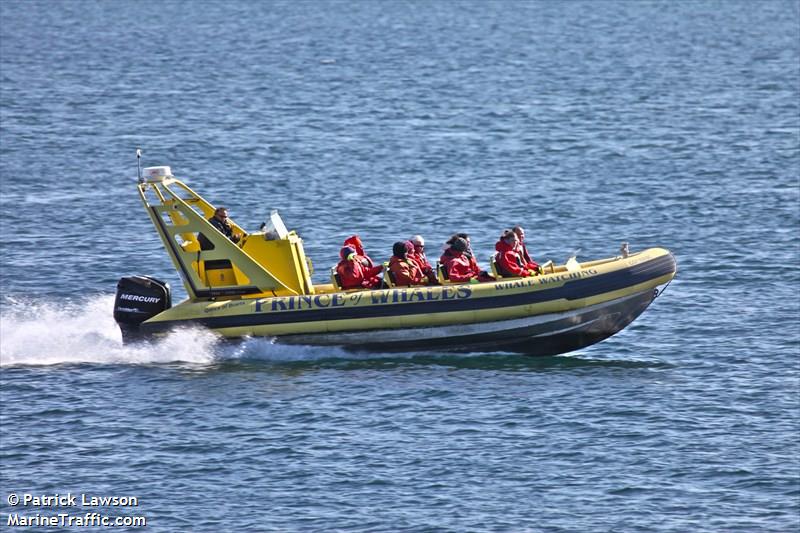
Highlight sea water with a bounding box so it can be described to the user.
[1,1,798,531]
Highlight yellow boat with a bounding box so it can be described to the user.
[114,165,677,356]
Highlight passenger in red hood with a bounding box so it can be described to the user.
[336,245,382,290]
[495,230,535,278]
[343,235,376,269]
[440,237,480,283]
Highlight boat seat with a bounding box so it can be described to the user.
[436,262,450,284]
[489,255,502,279]
[202,259,237,287]
[330,267,343,290]
[383,262,396,288]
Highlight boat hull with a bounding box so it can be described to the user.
[275,287,660,356]
[137,248,676,356]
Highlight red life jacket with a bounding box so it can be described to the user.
[343,235,375,268]
[495,239,530,277]
[336,258,381,289]
[409,250,436,282]
[439,248,456,269]
[444,250,478,282]
[389,256,425,286]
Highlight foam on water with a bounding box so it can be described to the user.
[226,337,367,363]
[0,295,218,366]
[0,294,423,367]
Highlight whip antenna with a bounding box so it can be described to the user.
[136,148,143,183]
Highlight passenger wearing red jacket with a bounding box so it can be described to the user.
[495,230,536,278]
[408,235,437,284]
[441,234,493,283]
[388,241,425,287]
[443,233,474,271]
[512,225,539,272]
[343,235,376,269]
[440,237,482,283]
[336,246,382,290]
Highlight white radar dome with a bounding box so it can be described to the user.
[144,166,172,181]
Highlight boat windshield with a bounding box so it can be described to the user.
[263,210,289,240]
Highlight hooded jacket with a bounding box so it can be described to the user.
[337,247,382,289]
[439,248,457,269]
[495,239,531,278]
[440,249,479,282]
[388,255,425,286]
[343,235,375,268]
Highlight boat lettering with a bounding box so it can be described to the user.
[349,293,363,305]
[204,300,247,313]
[255,287,473,313]
[408,289,427,302]
[536,269,598,285]
[493,269,599,290]
[119,293,161,303]
[493,279,536,290]
[116,307,145,313]
[256,293,346,312]
[370,291,392,304]
[370,286,471,304]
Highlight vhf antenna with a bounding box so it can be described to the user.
[136,148,143,183]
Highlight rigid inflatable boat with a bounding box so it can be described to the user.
[114,165,677,356]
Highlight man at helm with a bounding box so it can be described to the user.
[198,207,242,251]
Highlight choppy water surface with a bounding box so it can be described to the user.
[1,1,798,531]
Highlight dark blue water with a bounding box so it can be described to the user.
[1,1,798,531]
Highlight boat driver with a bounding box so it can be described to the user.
[198,207,242,251]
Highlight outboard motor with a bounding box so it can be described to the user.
[114,276,171,343]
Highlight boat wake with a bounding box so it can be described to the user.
[1,295,665,369]
[0,294,399,367]
[0,295,218,367]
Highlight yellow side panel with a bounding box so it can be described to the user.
[198,261,239,287]
[240,233,314,295]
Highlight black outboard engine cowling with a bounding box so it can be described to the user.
[114,276,171,343]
